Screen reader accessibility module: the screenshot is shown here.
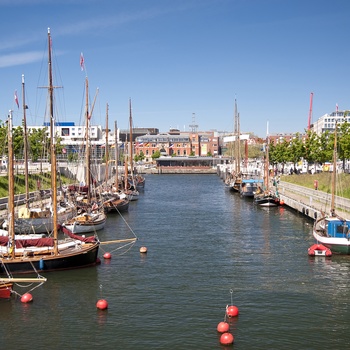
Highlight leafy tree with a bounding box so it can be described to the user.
[151,150,161,159]
[338,120,350,168]
[288,133,305,169]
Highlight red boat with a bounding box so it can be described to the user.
[0,283,13,299]
[308,244,332,257]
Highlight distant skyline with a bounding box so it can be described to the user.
[1,0,350,137]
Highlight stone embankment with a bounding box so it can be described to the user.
[278,181,350,220]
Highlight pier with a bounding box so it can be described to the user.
[278,181,350,220]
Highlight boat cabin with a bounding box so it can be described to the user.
[327,219,350,238]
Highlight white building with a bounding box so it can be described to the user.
[312,110,350,135]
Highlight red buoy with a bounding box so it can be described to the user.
[217,321,230,333]
[103,252,111,259]
[226,305,239,317]
[96,299,108,310]
[21,293,33,303]
[279,200,284,205]
[220,332,234,345]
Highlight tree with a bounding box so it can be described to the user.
[151,150,161,160]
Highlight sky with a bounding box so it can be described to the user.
[1,0,350,137]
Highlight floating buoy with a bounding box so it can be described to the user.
[220,332,234,345]
[217,321,230,333]
[279,200,284,205]
[21,293,33,303]
[226,305,239,317]
[103,252,111,259]
[96,299,108,310]
[140,246,148,253]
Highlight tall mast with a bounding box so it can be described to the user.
[48,28,58,254]
[105,103,109,183]
[22,74,29,208]
[8,110,15,259]
[129,98,133,179]
[331,123,337,213]
[114,120,119,189]
[85,77,91,201]
[234,98,239,173]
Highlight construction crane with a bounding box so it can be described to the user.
[307,92,313,131]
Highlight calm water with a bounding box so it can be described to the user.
[1,174,350,349]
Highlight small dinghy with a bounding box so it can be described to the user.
[308,243,332,257]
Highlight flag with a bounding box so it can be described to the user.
[14,90,19,108]
[136,142,143,148]
[336,103,338,112]
[169,143,174,148]
[80,52,85,71]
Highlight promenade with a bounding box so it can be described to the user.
[278,181,350,220]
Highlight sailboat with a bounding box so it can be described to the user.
[254,123,280,207]
[2,75,75,235]
[312,123,350,254]
[0,28,100,274]
[62,76,106,233]
[101,104,129,213]
[123,99,139,201]
[226,98,242,192]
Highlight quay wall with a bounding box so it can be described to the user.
[278,181,350,220]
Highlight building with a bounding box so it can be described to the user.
[134,129,219,160]
[312,110,350,135]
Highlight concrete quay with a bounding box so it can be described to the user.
[278,181,350,220]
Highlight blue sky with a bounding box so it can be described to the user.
[1,0,350,137]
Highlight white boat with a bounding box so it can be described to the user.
[312,122,350,254]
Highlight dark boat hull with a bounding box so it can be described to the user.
[0,243,100,275]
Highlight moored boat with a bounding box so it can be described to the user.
[312,122,350,254]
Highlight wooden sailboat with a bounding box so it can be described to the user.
[101,104,129,213]
[2,75,75,235]
[226,98,242,192]
[63,76,106,233]
[254,123,280,207]
[123,99,139,201]
[312,123,350,254]
[0,28,100,274]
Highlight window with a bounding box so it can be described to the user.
[61,128,70,136]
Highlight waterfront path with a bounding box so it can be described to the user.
[278,181,350,220]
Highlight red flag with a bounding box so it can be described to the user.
[14,90,19,108]
[80,52,85,71]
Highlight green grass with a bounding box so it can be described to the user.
[281,172,350,199]
[0,173,75,198]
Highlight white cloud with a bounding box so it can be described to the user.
[0,51,43,68]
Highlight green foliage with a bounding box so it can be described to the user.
[151,150,161,159]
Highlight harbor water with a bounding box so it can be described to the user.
[1,174,350,349]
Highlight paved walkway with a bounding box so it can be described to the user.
[278,181,350,220]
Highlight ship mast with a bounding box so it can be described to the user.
[22,74,30,208]
[47,28,58,254]
[8,110,15,259]
[105,103,109,183]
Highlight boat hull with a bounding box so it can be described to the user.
[12,207,76,234]
[254,195,279,207]
[313,217,350,254]
[0,243,100,275]
[0,283,13,298]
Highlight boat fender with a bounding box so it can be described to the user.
[305,208,309,216]
[314,212,317,219]
[302,207,305,214]
[39,258,44,270]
